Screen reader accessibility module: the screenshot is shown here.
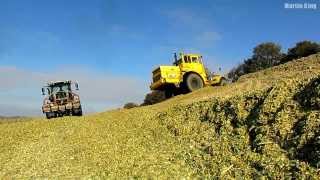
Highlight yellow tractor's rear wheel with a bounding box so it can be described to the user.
[185,73,204,92]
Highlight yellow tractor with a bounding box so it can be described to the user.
[150,53,227,98]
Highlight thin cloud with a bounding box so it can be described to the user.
[107,24,144,40]
[163,8,222,49]
[195,31,222,46]
[165,8,209,28]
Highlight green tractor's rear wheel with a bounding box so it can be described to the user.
[185,73,204,92]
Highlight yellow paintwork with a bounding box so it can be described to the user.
[150,53,223,90]
[209,75,223,86]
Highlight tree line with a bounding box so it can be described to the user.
[227,40,320,81]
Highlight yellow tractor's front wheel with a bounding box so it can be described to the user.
[164,91,173,99]
[163,85,180,99]
[219,77,228,86]
[185,73,204,92]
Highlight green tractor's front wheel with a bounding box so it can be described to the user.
[73,106,83,116]
[45,112,56,119]
[45,112,51,119]
[185,73,204,92]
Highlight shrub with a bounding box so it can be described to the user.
[282,40,320,63]
[227,42,283,82]
[141,91,166,106]
[123,102,139,109]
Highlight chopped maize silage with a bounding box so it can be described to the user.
[155,54,320,178]
[0,54,319,178]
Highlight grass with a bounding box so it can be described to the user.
[0,54,320,178]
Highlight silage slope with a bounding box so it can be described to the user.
[0,109,196,178]
[153,53,320,178]
[0,54,319,178]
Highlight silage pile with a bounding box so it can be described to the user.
[1,54,320,179]
[155,54,320,178]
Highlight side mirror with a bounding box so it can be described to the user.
[75,83,79,90]
[41,88,45,95]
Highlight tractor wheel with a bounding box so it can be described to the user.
[45,112,51,119]
[73,107,83,116]
[45,112,56,119]
[163,85,179,99]
[78,109,83,116]
[219,78,228,86]
[164,90,173,99]
[185,73,204,92]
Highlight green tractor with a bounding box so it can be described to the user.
[41,80,83,119]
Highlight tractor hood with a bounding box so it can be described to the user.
[153,66,180,77]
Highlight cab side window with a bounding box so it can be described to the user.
[184,56,191,63]
[184,56,188,63]
[183,56,199,63]
[187,56,191,63]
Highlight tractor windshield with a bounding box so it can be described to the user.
[173,54,202,65]
[191,57,199,63]
[50,84,71,94]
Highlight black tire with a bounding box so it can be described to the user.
[173,88,181,96]
[163,84,180,99]
[219,78,228,86]
[78,109,83,116]
[73,107,83,116]
[45,112,56,119]
[185,73,204,92]
[164,89,174,99]
[45,112,51,119]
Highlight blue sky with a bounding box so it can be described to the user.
[0,0,319,116]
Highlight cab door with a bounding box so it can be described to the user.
[179,55,193,71]
[179,55,208,83]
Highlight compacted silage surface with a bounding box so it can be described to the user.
[0,54,320,178]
